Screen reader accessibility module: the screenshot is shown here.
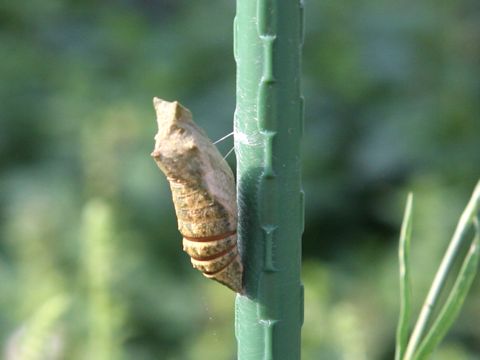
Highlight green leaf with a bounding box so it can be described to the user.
[395,193,414,360]
[403,181,480,360]
[412,219,480,360]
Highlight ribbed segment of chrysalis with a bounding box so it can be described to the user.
[151,98,243,293]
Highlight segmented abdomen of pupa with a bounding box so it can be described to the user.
[151,97,243,293]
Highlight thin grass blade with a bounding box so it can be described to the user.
[412,219,480,360]
[404,181,480,360]
[395,193,414,360]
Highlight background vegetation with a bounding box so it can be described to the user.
[0,0,479,359]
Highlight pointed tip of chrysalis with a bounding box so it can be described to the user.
[152,97,190,127]
[153,96,176,107]
[153,97,177,131]
[152,96,162,106]
[153,97,176,115]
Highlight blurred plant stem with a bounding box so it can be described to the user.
[83,199,125,360]
[12,295,70,360]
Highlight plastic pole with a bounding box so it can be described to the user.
[234,0,305,359]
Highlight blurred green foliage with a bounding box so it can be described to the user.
[0,0,479,359]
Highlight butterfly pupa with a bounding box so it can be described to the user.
[151,98,243,293]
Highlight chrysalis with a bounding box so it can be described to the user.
[151,98,243,293]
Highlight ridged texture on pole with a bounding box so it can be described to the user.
[151,98,243,293]
[234,0,305,358]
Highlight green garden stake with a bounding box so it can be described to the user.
[234,0,305,359]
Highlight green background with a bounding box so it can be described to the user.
[0,0,479,359]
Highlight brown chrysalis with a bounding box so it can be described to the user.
[151,98,243,293]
